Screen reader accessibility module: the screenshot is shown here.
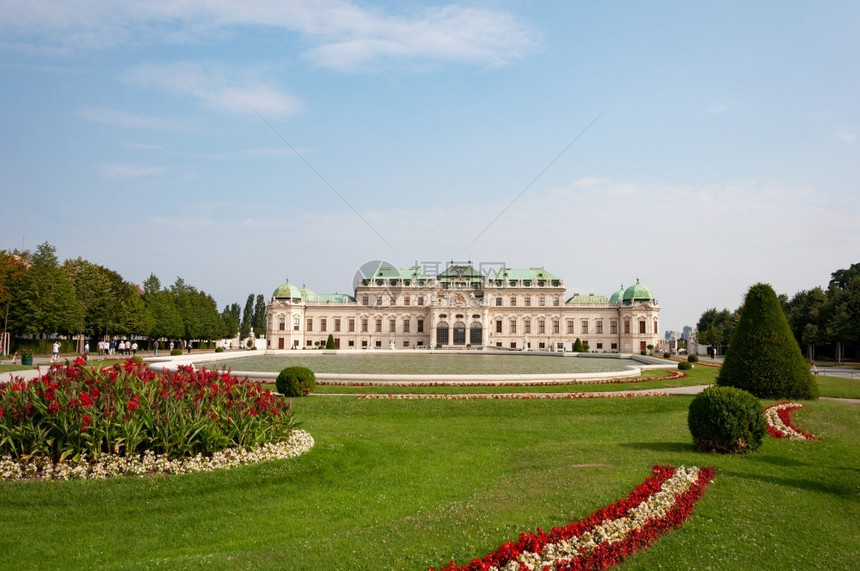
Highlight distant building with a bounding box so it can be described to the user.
[266,262,661,353]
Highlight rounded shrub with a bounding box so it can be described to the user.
[678,361,692,371]
[170,349,182,356]
[215,346,224,353]
[688,386,766,453]
[276,366,316,397]
[717,283,818,400]
[663,352,671,359]
[687,354,699,363]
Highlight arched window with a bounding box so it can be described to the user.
[437,321,449,345]
[453,321,467,345]
[470,322,482,345]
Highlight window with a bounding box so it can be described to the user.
[418,296,425,305]
[361,340,368,348]
[581,320,588,334]
[654,320,659,334]
[417,319,424,333]
[510,319,517,334]
[362,295,369,305]
[376,296,382,306]
[524,296,531,307]
[639,320,646,335]
[375,340,382,348]
[389,318,396,333]
[510,341,517,349]
[306,339,313,346]
[567,320,574,335]
[611,342,618,350]
[348,340,355,347]
[437,322,449,344]
[624,320,630,334]
[294,317,300,331]
[334,318,341,332]
[496,297,502,306]
[596,342,603,349]
[376,319,382,333]
[496,320,503,333]
[553,296,560,307]
[404,295,410,306]
[611,320,618,334]
[510,296,517,306]
[538,296,545,307]
[538,320,546,334]
[524,319,531,334]
[552,320,559,334]
[306,318,313,331]
[278,317,285,331]
[403,318,410,333]
[596,320,603,334]
[403,340,410,347]
[320,318,327,332]
[348,318,355,332]
[470,322,482,345]
[361,318,368,332]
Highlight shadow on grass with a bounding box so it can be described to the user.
[619,441,693,453]
[721,469,858,500]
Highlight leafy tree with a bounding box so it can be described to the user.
[62,257,114,338]
[325,333,335,350]
[240,294,254,338]
[717,283,818,400]
[695,308,738,356]
[0,250,28,351]
[114,283,154,337]
[143,274,184,341]
[220,303,241,339]
[14,243,82,350]
[782,287,827,360]
[253,294,267,336]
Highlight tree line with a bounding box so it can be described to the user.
[1,242,267,354]
[695,263,860,362]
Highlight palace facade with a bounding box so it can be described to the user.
[266,263,661,353]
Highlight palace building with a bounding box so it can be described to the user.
[266,262,660,353]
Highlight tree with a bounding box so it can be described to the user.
[695,308,738,356]
[14,243,82,351]
[220,303,241,339]
[143,274,184,341]
[782,287,827,360]
[325,333,335,350]
[253,294,267,336]
[717,283,818,400]
[0,250,28,353]
[62,257,114,339]
[240,294,254,338]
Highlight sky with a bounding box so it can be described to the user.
[1,1,858,333]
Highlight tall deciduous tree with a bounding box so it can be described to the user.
[253,294,267,336]
[240,294,254,338]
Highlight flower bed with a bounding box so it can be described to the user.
[318,370,687,388]
[433,465,715,571]
[356,391,670,401]
[0,359,309,480]
[764,402,817,440]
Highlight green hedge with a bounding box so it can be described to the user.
[717,283,818,400]
[688,386,766,453]
[276,366,316,397]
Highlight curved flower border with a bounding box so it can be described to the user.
[0,429,314,481]
[319,370,687,388]
[357,392,670,401]
[764,402,817,440]
[434,465,715,571]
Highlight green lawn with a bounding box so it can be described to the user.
[1,373,857,570]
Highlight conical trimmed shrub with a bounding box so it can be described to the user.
[717,283,818,399]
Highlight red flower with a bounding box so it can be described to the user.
[81,414,92,431]
[127,395,139,412]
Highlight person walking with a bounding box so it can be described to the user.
[153,339,159,356]
[51,341,60,362]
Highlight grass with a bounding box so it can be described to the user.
[1,368,858,569]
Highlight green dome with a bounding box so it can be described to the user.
[622,279,654,304]
[273,280,302,300]
[609,285,626,304]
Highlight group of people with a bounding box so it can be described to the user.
[97,339,138,357]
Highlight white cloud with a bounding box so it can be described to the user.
[122,62,302,117]
[97,163,166,179]
[1,1,536,69]
[707,103,731,115]
[77,106,195,131]
[836,130,855,143]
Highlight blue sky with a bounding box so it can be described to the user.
[1,1,858,332]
